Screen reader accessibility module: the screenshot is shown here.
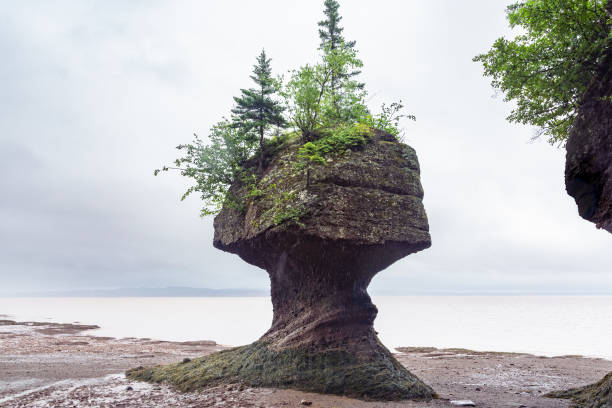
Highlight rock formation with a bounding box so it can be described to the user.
[128,130,436,400]
[559,11,612,407]
[565,48,612,233]
[546,372,612,408]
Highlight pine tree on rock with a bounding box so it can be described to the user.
[318,0,356,52]
[232,49,286,171]
[318,0,364,116]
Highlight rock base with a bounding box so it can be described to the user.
[545,372,612,408]
[126,340,436,401]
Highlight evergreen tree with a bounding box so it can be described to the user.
[318,0,356,52]
[232,49,286,170]
[318,0,364,118]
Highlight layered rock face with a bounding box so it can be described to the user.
[128,130,435,400]
[565,49,612,234]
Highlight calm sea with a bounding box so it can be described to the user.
[1,296,610,360]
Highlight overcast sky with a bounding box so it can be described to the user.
[1,0,610,295]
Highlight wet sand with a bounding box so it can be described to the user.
[1,319,610,407]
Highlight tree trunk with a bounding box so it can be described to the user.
[258,125,264,172]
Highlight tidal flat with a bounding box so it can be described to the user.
[1,319,611,407]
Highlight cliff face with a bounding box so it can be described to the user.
[565,52,612,234]
[560,39,612,408]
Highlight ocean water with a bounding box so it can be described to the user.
[1,296,610,360]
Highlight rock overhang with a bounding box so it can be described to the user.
[213,129,431,272]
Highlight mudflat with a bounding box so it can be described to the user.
[0,320,610,407]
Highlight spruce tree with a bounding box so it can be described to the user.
[318,0,356,52]
[232,49,286,171]
[318,0,364,118]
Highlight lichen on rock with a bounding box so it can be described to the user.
[128,129,435,400]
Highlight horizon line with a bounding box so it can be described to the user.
[1,286,611,298]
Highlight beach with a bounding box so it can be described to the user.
[1,319,611,407]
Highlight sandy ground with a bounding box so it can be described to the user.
[1,319,611,407]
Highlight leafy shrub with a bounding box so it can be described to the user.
[359,101,415,139]
[155,120,257,216]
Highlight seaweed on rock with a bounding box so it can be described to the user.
[546,372,612,408]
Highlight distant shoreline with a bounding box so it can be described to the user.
[0,287,270,298]
[2,287,611,298]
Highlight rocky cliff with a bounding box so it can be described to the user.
[128,129,436,400]
[565,49,612,234]
[560,33,612,408]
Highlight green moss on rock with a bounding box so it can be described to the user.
[545,372,612,408]
[126,340,436,401]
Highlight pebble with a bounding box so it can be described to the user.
[450,400,475,407]
[126,386,133,391]
[300,400,313,406]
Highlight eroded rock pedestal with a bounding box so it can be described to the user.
[128,131,435,400]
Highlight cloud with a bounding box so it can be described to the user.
[0,0,610,294]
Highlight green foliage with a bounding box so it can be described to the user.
[474,0,612,143]
[318,0,364,98]
[283,0,369,141]
[293,122,372,190]
[297,142,327,167]
[283,43,368,141]
[314,122,372,155]
[232,49,286,168]
[359,101,415,140]
[295,122,373,168]
[318,0,356,52]
[158,1,417,219]
[245,173,266,200]
[283,64,328,139]
[155,120,257,216]
[321,42,368,124]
